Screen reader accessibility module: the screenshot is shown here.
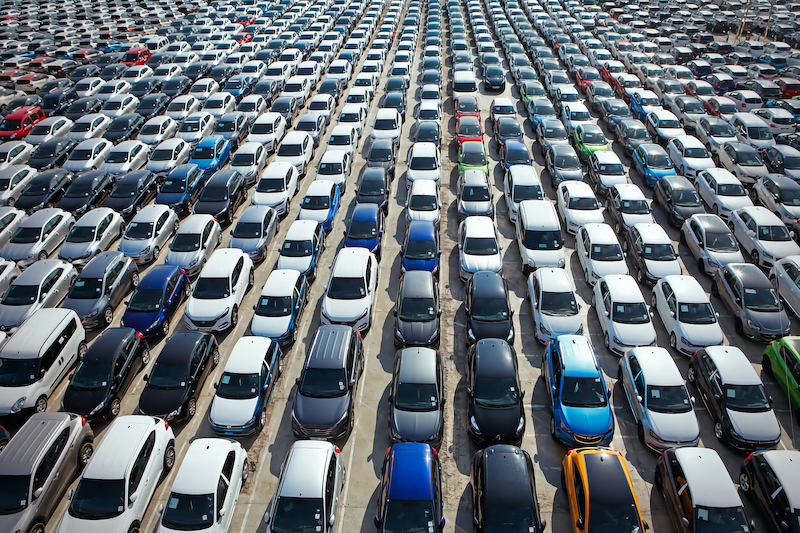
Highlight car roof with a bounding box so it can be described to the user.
[386,443,434,501]
[279,440,333,499]
[701,167,739,183]
[331,247,370,278]
[673,447,742,508]
[613,183,645,200]
[76,206,115,227]
[237,204,272,225]
[761,451,800,510]
[633,222,671,244]
[740,205,782,225]
[704,346,761,385]
[407,220,436,240]
[463,215,495,237]
[225,336,274,374]
[285,219,319,240]
[628,347,684,387]
[534,267,574,293]
[200,248,244,278]
[140,264,180,289]
[82,251,126,277]
[400,271,434,299]
[305,179,335,196]
[307,325,352,369]
[83,415,157,480]
[592,150,620,164]
[693,213,730,233]
[170,438,234,494]
[603,275,644,303]
[352,202,379,221]
[398,347,437,383]
[583,223,617,243]
[261,269,300,298]
[557,335,599,377]
[581,450,636,505]
[481,445,534,506]
[727,263,771,289]
[475,339,515,376]
[131,203,171,224]
[0,412,73,475]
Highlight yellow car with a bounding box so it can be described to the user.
[561,447,649,533]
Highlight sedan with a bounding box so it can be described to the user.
[119,204,180,265]
[593,274,656,354]
[653,275,724,355]
[99,140,150,175]
[228,205,278,263]
[527,267,583,344]
[0,259,76,333]
[389,347,444,446]
[155,163,204,217]
[101,170,159,219]
[730,205,800,268]
[58,208,124,269]
[1,207,73,267]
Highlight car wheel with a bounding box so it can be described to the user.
[152,246,160,261]
[162,318,170,336]
[29,522,45,533]
[141,349,150,365]
[163,440,176,472]
[751,249,760,265]
[604,333,610,349]
[247,268,254,291]
[750,188,759,203]
[78,341,87,358]
[258,407,267,428]
[651,292,658,308]
[734,318,744,336]
[6,197,13,207]
[79,440,93,466]
[131,272,139,287]
[104,307,114,325]
[37,250,47,261]
[584,268,591,285]
[110,397,121,417]
[231,305,238,329]
[679,165,685,176]
[669,332,677,349]
[739,471,751,493]
[712,204,719,215]
[35,396,47,413]
[187,398,197,418]
[698,258,706,274]
[637,269,644,283]
[762,353,774,377]
[710,280,719,296]
[241,460,249,484]
[688,365,696,384]
[713,421,724,441]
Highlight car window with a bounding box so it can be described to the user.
[128,431,156,497]
[781,346,800,384]
[232,257,243,286]
[216,476,228,516]
[156,212,168,232]
[668,454,693,522]
[40,318,77,374]
[572,464,585,520]
[114,351,127,376]
[41,268,62,294]
[106,260,124,288]
[221,451,235,482]
[325,455,336,516]
[32,427,70,493]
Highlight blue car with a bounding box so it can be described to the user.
[189,135,232,177]
[500,140,532,170]
[345,203,385,259]
[401,220,440,277]
[765,99,800,124]
[374,443,445,533]
[542,335,614,448]
[297,179,340,233]
[629,91,661,122]
[529,98,557,129]
[155,164,205,216]
[223,74,255,102]
[755,54,787,70]
[120,264,189,342]
[632,143,676,187]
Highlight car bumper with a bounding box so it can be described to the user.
[292,413,350,440]
[644,433,700,453]
[209,416,260,437]
[184,313,232,332]
[554,424,614,448]
[321,311,370,332]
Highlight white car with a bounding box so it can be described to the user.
[725,90,763,112]
[560,101,593,135]
[730,205,800,268]
[667,136,715,179]
[652,275,724,355]
[337,104,367,138]
[246,112,286,154]
[458,216,503,281]
[175,112,216,144]
[153,64,182,81]
[752,174,800,225]
[681,213,745,275]
[146,138,192,175]
[230,142,268,187]
[321,247,377,332]
[185,248,254,332]
[137,115,178,145]
[770,256,800,317]
[0,164,34,206]
[606,183,654,234]
[56,415,176,533]
[25,116,72,144]
[326,124,358,157]
[189,78,220,100]
[156,438,247,533]
[527,267,583,344]
[695,168,753,220]
[237,95,267,125]
[95,79,131,101]
[406,178,441,226]
[282,75,312,106]
[694,117,737,156]
[306,94,337,124]
[122,65,153,82]
[250,269,305,343]
[370,108,402,146]
[118,204,180,264]
[203,92,236,118]
[276,219,325,280]
[316,149,350,192]
[99,140,150,174]
[593,274,656,355]
[274,131,314,176]
[252,161,298,217]
[576,223,628,285]
[165,95,201,121]
[74,77,103,98]
[753,107,796,135]
[406,141,441,189]
[67,113,112,142]
[416,100,442,126]
[556,181,605,234]
[62,138,113,172]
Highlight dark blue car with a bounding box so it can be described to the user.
[501,140,532,170]
[120,264,189,342]
[189,135,231,177]
[375,443,445,533]
[223,74,255,103]
[155,163,205,216]
[344,203,384,260]
[401,220,440,278]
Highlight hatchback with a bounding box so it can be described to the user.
[389,347,444,445]
[120,264,189,341]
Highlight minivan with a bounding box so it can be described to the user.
[516,200,565,273]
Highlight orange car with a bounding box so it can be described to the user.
[561,447,649,533]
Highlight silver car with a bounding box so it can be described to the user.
[118,204,179,264]
[228,205,278,263]
[0,208,74,268]
[0,259,77,332]
[164,214,221,277]
[0,259,19,296]
[0,206,26,249]
[618,347,700,452]
[58,207,125,269]
[456,169,494,220]
[0,165,35,206]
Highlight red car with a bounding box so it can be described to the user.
[0,105,45,139]
[456,115,483,147]
[611,74,642,102]
[233,32,253,44]
[599,60,626,84]
[576,67,601,92]
[455,95,480,121]
[121,47,151,66]
[775,77,800,98]
[551,34,571,50]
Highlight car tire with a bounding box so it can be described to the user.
[750,188,759,204]
[187,398,197,418]
[162,318,170,337]
[127,522,140,533]
[141,349,150,365]
[110,397,121,417]
[669,332,677,350]
[247,269,254,291]
[258,407,266,429]
[549,416,556,439]
[163,440,176,473]
[637,269,644,284]
[29,522,45,533]
[35,395,47,413]
[712,204,719,216]
[713,421,724,441]
[604,333,610,349]
[152,246,160,262]
[231,305,239,329]
[710,280,719,296]
[751,249,760,265]
[78,341,87,358]
[734,318,744,336]
[679,165,685,176]
[79,439,93,466]
[762,353,774,377]
[131,272,139,287]
[637,422,645,443]
[698,258,706,274]
[651,292,658,309]
[37,250,47,261]
[104,307,114,325]
[241,460,249,485]
[739,471,751,493]
[688,365,696,384]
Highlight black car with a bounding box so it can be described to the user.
[654,174,705,227]
[252,80,278,105]
[466,339,525,446]
[420,69,441,86]
[99,63,128,81]
[61,327,148,420]
[484,65,506,91]
[193,169,246,225]
[146,54,172,69]
[366,139,397,180]
[139,331,219,422]
[2,95,40,116]
[740,451,800,533]
[317,78,342,104]
[38,78,73,95]
[385,76,407,94]
[136,93,170,118]
[15,169,73,211]
[68,64,101,83]
[39,86,78,116]
[615,119,651,156]
[209,66,235,85]
[56,170,114,215]
[0,425,8,452]
[101,170,159,218]
[472,445,546,533]
[102,113,145,143]
[466,271,514,345]
[414,121,441,147]
[394,271,440,348]
[65,96,103,121]
[381,92,406,117]
[185,62,212,81]
[26,138,76,171]
[356,167,390,211]
[162,76,192,97]
[130,77,164,99]
[96,52,125,69]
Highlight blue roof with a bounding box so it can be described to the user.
[386,443,434,501]
[505,140,529,153]
[407,220,436,241]
[556,335,601,377]
[166,164,199,180]
[352,202,379,221]
[196,135,224,147]
[139,264,179,290]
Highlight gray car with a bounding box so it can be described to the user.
[388,347,444,447]
[0,412,94,533]
[393,271,440,348]
[0,258,20,296]
[712,263,792,341]
[228,204,278,263]
[118,203,179,264]
[0,208,74,268]
[0,206,26,249]
[0,165,36,207]
[536,119,570,156]
[57,207,124,269]
[61,251,139,329]
[164,214,222,277]
[0,259,77,333]
[544,145,584,186]
[457,170,494,220]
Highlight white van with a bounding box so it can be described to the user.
[453,71,478,100]
[731,112,776,150]
[504,165,543,223]
[516,200,565,273]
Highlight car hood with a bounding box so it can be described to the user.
[0,509,34,533]
[657,126,684,138]
[186,296,233,322]
[229,236,264,254]
[469,317,512,342]
[718,195,753,212]
[147,160,176,172]
[472,403,522,440]
[458,200,493,216]
[58,196,91,212]
[57,512,133,533]
[252,191,289,207]
[613,320,656,346]
[194,200,229,217]
[0,303,37,329]
[460,252,502,274]
[391,406,442,443]
[122,309,161,334]
[782,204,800,219]
[101,197,135,212]
[155,192,189,206]
[592,258,628,278]
[298,207,329,223]
[322,295,369,323]
[561,403,614,435]
[407,169,439,182]
[118,237,153,256]
[520,247,565,268]
[643,258,683,278]
[726,407,782,443]
[675,203,706,219]
[681,321,724,346]
[250,313,292,338]
[708,249,745,266]
[0,384,36,412]
[648,409,700,443]
[59,241,98,261]
[139,385,187,416]
[736,164,769,178]
[62,297,104,320]
[539,312,582,337]
[760,239,800,259]
[745,308,792,335]
[1,242,39,261]
[164,250,204,269]
[555,168,584,182]
[293,391,349,428]
[276,254,312,273]
[209,395,259,427]
[396,318,438,345]
[568,209,605,226]
[685,158,716,171]
[62,384,109,415]
[621,213,655,227]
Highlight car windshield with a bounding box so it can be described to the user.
[588,501,643,533]
[561,376,607,407]
[0,357,38,386]
[192,146,215,160]
[647,153,672,168]
[2,283,37,306]
[471,297,509,322]
[232,222,262,239]
[193,277,230,299]
[0,475,29,513]
[568,196,599,210]
[704,230,738,252]
[319,162,343,176]
[782,156,800,171]
[463,236,498,256]
[724,384,771,412]
[737,150,763,166]
[111,179,141,197]
[744,287,781,312]
[587,242,625,263]
[276,143,303,157]
[375,118,398,130]
[758,225,792,241]
[499,121,521,137]
[716,182,746,196]
[69,479,125,519]
[462,185,490,202]
[647,384,692,413]
[148,359,188,389]
[255,295,292,317]
[674,189,702,207]
[506,148,531,165]
[678,302,716,324]
[475,375,519,407]
[541,290,578,316]
[398,296,436,322]
[271,497,325,533]
[409,194,437,212]
[161,493,214,531]
[216,372,260,399]
[302,194,329,210]
[684,146,709,158]
[583,130,607,145]
[395,381,438,412]
[125,221,153,240]
[694,506,749,533]
[170,232,200,252]
[70,357,111,390]
[617,199,649,215]
[180,120,204,133]
[0,119,20,131]
[327,276,366,299]
[612,302,650,324]
[708,123,735,137]
[66,224,97,243]
[348,217,378,239]
[199,186,228,202]
[298,367,348,398]
[748,127,773,140]
[257,177,286,193]
[68,277,103,299]
[127,288,163,312]
[281,239,312,257]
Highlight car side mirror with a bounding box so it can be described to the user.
[374,517,381,528]
[636,394,643,403]
[388,394,393,404]
[213,382,218,389]
[143,374,149,382]
[33,487,43,500]
[781,521,789,533]
[691,396,696,404]
[349,379,356,388]
[124,300,129,306]
[669,311,675,317]
[329,515,336,527]
[218,508,226,519]
[576,518,584,530]
[751,520,757,531]
[644,522,650,531]
[437,309,442,316]
[393,309,397,317]
[263,511,270,523]
[714,393,721,401]
[129,492,138,504]
[68,489,74,500]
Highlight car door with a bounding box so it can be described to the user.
[41,215,62,253]
[117,335,139,394]
[104,258,126,308]
[32,427,72,517]
[40,267,64,307]
[218,452,237,530]
[154,211,169,247]
[96,214,113,248]
[686,219,704,260]
[576,227,589,271]
[780,260,800,315]
[776,345,800,408]
[129,430,157,517]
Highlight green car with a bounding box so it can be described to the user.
[458,140,490,175]
[763,337,800,420]
[573,123,609,162]
[520,80,545,113]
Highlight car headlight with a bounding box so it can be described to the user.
[26,254,34,260]
[539,323,550,335]
[680,335,692,347]
[89,400,106,416]
[516,416,525,433]
[469,415,480,433]
[747,319,755,329]
[467,328,475,341]
[612,336,623,346]
[707,257,721,268]
[87,309,100,318]
[428,328,438,343]
[559,420,572,434]
[762,250,774,259]
[557,257,565,267]
[10,397,26,413]
[187,256,199,267]
[139,246,151,256]
[168,407,181,419]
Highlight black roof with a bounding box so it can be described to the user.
[475,339,515,378]
[696,215,730,233]
[83,327,136,364]
[483,446,534,507]
[728,263,772,289]
[661,174,693,191]
[158,331,208,363]
[472,271,505,298]
[583,452,637,506]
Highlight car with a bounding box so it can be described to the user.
[189,135,231,177]
[321,247,378,332]
[682,214,745,275]
[26,116,73,144]
[136,115,178,146]
[457,215,502,281]
[386,346,444,446]
[739,450,800,533]
[605,183,654,236]
[593,274,656,354]
[543,335,614,447]
[14,169,71,212]
[556,181,604,235]
[355,167,389,213]
[57,169,113,218]
[252,161,298,217]
[146,137,193,177]
[527,267,582,344]
[213,111,252,152]
[57,207,124,268]
[250,267,307,347]
[573,123,609,163]
[695,168,753,220]
[726,89,763,111]
[493,116,523,148]
[761,145,800,182]
[631,143,676,188]
[689,345,781,449]
[370,108,402,147]
[1,207,73,268]
[0,258,76,332]
[120,264,189,342]
[456,170,493,220]
[455,115,482,148]
[66,113,111,142]
[228,203,278,263]
[627,220,683,283]
[58,415,176,533]
[344,202,384,259]
[153,163,202,217]
[653,275,724,354]
[645,109,684,147]
[576,222,629,285]
[193,169,245,226]
[60,327,148,419]
[598,97,632,128]
[731,205,800,268]
[667,136,715,180]
[374,444,444,533]
[393,270,440,348]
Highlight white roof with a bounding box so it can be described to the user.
[508,165,540,184]
[319,150,347,163]
[663,275,709,303]
[285,219,318,241]
[561,180,594,197]
[633,222,672,244]
[261,269,301,298]
[200,248,246,278]
[740,205,784,225]
[83,416,155,480]
[224,336,274,375]
[701,167,738,183]
[255,112,282,124]
[629,347,685,387]
[534,267,574,293]
[283,130,312,144]
[410,142,437,157]
[462,215,496,238]
[583,222,618,244]
[177,214,215,234]
[305,179,335,196]
[234,142,262,155]
[677,135,706,149]
[613,183,645,200]
[171,439,235,494]
[603,274,645,303]
[331,247,371,278]
[704,346,762,385]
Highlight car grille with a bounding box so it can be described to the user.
[295,425,334,438]
[574,433,603,445]
[189,318,217,328]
